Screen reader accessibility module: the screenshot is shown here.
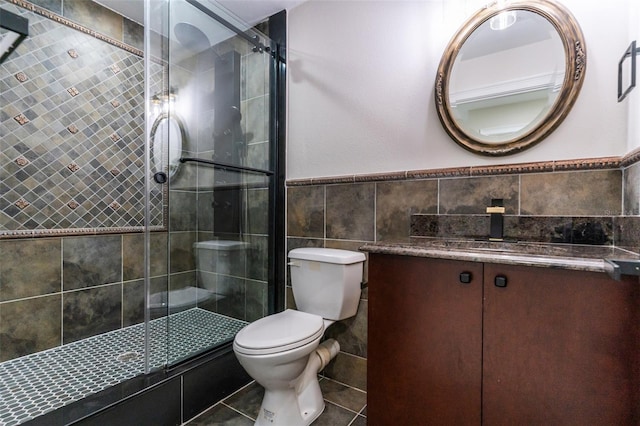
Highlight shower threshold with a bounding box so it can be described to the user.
[0,308,247,426]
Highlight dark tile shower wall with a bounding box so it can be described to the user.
[0,0,164,235]
[286,161,640,391]
[161,32,271,324]
[0,233,169,362]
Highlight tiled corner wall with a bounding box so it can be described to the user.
[0,0,163,236]
[285,156,640,391]
[158,33,272,326]
[0,0,169,364]
[0,0,274,366]
[0,232,168,362]
[0,0,157,363]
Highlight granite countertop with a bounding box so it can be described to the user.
[359,239,640,274]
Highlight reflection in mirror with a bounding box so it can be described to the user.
[150,113,185,180]
[436,0,586,156]
[449,10,564,144]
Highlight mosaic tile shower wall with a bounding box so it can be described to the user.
[0,0,164,237]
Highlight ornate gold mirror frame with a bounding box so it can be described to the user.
[435,0,586,156]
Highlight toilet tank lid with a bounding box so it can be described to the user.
[193,240,249,250]
[288,248,365,264]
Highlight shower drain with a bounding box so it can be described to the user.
[116,351,141,362]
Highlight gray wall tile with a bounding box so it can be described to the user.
[376,180,438,241]
[216,275,246,320]
[169,191,198,231]
[323,352,367,391]
[325,299,367,358]
[123,18,143,51]
[439,175,519,214]
[0,3,159,234]
[0,294,61,361]
[123,279,144,327]
[326,183,375,241]
[0,238,61,301]
[521,170,622,215]
[614,216,640,248]
[63,0,123,41]
[169,232,196,273]
[63,235,122,290]
[62,284,121,344]
[245,279,267,322]
[123,233,144,281]
[246,235,268,282]
[287,185,325,238]
[624,163,640,215]
[29,0,62,14]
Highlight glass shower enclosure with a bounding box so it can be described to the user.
[0,0,282,423]
[145,0,278,369]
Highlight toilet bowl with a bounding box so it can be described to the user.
[232,248,366,426]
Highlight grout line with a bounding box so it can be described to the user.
[324,399,365,417]
[323,184,327,242]
[222,379,257,402]
[221,401,257,421]
[358,404,367,416]
[346,413,365,426]
[321,376,367,394]
[373,182,377,242]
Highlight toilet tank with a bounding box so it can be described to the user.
[193,240,249,278]
[288,248,366,321]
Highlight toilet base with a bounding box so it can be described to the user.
[255,376,324,426]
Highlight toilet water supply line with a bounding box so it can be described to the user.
[295,339,340,394]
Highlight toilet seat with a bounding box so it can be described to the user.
[234,309,324,356]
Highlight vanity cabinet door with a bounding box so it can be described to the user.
[368,254,483,425]
[482,263,640,425]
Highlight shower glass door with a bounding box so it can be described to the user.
[146,0,276,368]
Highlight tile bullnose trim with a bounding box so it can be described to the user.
[622,147,640,167]
[311,175,355,185]
[286,156,627,187]
[471,161,554,175]
[554,157,620,171]
[9,0,143,57]
[354,171,407,182]
[287,179,315,187]
[0,226,166,240]
[409,167,471,179]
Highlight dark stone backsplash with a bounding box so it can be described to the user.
[410,214,623,246]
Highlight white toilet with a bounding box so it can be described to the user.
[233,248,366,426]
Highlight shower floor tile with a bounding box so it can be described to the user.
[0,308,246,426]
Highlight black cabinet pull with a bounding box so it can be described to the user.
[459,272,472,284]
[494,275,507,288]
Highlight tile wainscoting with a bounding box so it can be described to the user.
[285,154,640,391]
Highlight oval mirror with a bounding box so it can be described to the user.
[435,0,586,156]
[150,113,185,180]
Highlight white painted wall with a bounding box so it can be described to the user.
[628,0,640,151]
[287,0,632,180]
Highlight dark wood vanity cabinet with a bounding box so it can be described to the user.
[368,254,640,426]
[368,255,483,424]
